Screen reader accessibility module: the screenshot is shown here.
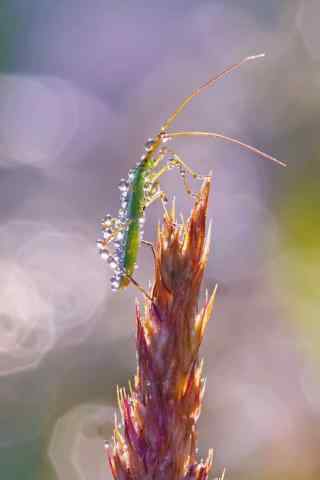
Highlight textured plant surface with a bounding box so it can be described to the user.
[107,179,221,480]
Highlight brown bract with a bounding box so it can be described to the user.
[107,179,220,480]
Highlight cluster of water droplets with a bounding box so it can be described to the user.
[96,175,132,291]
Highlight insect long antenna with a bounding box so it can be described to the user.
[162,131,287,167]
[161,53,265,133]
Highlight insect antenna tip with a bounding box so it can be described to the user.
[247,53,266,61]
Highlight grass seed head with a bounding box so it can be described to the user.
[107,179,217,480]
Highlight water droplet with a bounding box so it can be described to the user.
[116,231,124,241]
[100,250,109,260]
[120,191,128,200]
[110,275,120,290]
[107,256,118,269]
[128,169,135,181]
[118,208,127,220]
[102,214,113,227]
[103,228,113,239]
[118,178,129,192]
[144,138,155,152]
[96,239,105,251]
[144,182,152,192]
[161,134,170,144]
[113,239,123,249]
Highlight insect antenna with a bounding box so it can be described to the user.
[161,53,265,133]
[162,131,286,167]
[160,53,286,167]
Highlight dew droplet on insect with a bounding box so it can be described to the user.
[120,190,128,200]
[103,228,113,239]
[100,250,109,260]
[144,138,155,152]
[128,169,135,182]
[102,214,113,227]
[116,231,124,241]
[118,179,129,192]
[107,256,118,269]
[113,239,123,250]
[110,276,120,291]
[113,218,122,228]
[118,208,127,220]
[161,134,171,144]
[144,182,152,192]
[96,239,105,251]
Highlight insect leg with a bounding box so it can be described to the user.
[149,149,210,199]
[167,149,208,180]
[150,148,168,169]
[161,54,265,132]
[141,240,156,261]
[168,150,211,199]
[148,163,173,184]
[127,274,154,303]
[144,186,168,213]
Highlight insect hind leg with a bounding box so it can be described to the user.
[127,274,154,303]
[141,240,156,261]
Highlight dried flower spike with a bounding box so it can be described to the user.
[107,178,223,480]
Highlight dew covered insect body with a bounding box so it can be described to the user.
[97,135,165,292]
[97,54,286,294]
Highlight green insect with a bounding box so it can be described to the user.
[97,53,286,297]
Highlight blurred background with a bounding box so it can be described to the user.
[0,1,319,479]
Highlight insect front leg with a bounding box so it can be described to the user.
[149,149,210,200]
[141,240,156,261]
[126,274,154,303]
[165,149,211,200]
